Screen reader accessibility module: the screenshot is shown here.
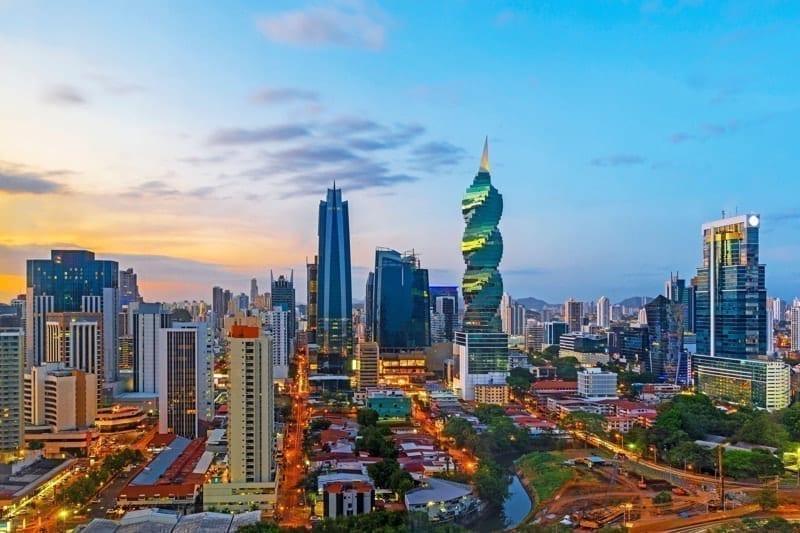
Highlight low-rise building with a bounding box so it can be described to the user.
[404,477,477,522]
[577,368,617,400]
[323,481,374,519]
[366,390,411,420]
[559,333,609,365]
[473,384,509,405]
[692,354,790,411]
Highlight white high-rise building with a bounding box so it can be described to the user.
[24,363,97,431]
[45,313,103,405]
[500,293,514,335]
[638,308,648,325]
[228,326,273,483]
[265,308,290,381]
[132,303,171,394]
[596,296,610,329]
[791,305,800,352]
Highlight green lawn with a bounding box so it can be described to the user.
[516,451,574,510]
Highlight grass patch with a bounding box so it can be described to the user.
[516,451,574,510]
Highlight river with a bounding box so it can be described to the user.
[474,474,532,532]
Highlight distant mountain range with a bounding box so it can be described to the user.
[516,296,654,311]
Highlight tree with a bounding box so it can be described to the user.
[561,411,605,436]
[357,408,380,427]
[357,425,396,457]
[781,403,800,441]
[237,523,282,533]
[553,356,578,380]
[506,367,535,397]
[309,418,332,432]
[473,459,509,508]
[474,404,505,423]
[542,345,559,360]
[755,488,778,510]
[367,459,402,489]
[734,411,788,448]
[442,417,475,448]
[652,491,672,504]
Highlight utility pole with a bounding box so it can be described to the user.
[718,446,725,511]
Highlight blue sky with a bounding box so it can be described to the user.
[0,0,798,304]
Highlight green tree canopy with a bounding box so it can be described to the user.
[357,408,380,427]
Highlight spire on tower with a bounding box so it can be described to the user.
[479,136,490,172]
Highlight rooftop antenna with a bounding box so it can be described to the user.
[721,209,726,218]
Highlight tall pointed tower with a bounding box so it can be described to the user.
[453,138,509,401]
[461,137,504,333]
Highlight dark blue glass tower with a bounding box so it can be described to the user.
[317,185,353,372]
[369,249,430,350]
[644,295,686,383]
[26,250,119,384]
[695,214,766,358]
[271,270,296,356]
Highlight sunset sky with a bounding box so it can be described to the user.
[1,1,799,304]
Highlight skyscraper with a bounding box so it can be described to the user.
[212,286,225,328]
[45,312,104,404]
[695,214,766,358]
[317,185,353,372]
[596,296,610,329]
[26,250,118,388]
[133,303,172,393]
[430,286,458,343]
[265,308,290,380]
[158,327,198,439]
[249,278,259,308]
[364,272,374,343]
[271,271,296,358]
[665,273,696,332]
[791,305,800,352]
[228,326,273,483]
[644,295,686,383]
[119,268,141,307]
[369,248,430,350]
[563,298,583,333]
[453,138,509,401]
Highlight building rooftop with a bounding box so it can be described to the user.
[404,477,473,506]
[325,481,374,494]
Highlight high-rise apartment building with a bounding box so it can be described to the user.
[265,308,290,381]
[0,329,24,454]
[212,286,225,327]
[271,271,296,358]
[45,312,104,404]
[563,298,583,333]
[133,303,172,393]
[26,250,118,389]
[317,186,353,372]
[228,326,273,483]
[500,293,526,336]
[369,249,430,350]
[596,296,610,329]
[306,256,318,345]
[173,321,214,423]
[791,305,800,352]
[695,214,766,358]
[356,342,379,391]
[453,139,509,401]
[24,363,97,431]
[249,278,259,308]
[158,328,198,439]
[524,320,544,352]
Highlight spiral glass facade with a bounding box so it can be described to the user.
[461,139,503,333]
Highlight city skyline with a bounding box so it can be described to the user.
[2,2,800,303]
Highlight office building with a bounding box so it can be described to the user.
[265,308,290,381]
[692,354,790,410]
[766,307,775,356]
[559,333,608,366]
[119,268,141,308]
[24,363,97,431]
[228,326,273,483]
[369,249,430,349]
[174,321,213,423]
[0,329,24,454]
[577,368,618,400]
[607,325,649,365]
[323,482,374,519]
[792,305,800,352]
[133,303,172,394]
[596,296,610,329]
[271,271,296,357]
[665,273,695,332]
[158,328,198,439]
[26,250,118,388]
[379,351,427,387]
[364,273,375,343]
[564,298,583,333]
[355,342,379,391]
[45,312,104,404]
[430,286,458,343]
[453,139,509,400]
[212,286,225,328]
[317,185,353,373]
[543,322,569,346]
[644,295,686,383]
[695,214,766,358]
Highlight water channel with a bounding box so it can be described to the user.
[474,474,533,532]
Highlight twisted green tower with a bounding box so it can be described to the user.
[461,137,503,333]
